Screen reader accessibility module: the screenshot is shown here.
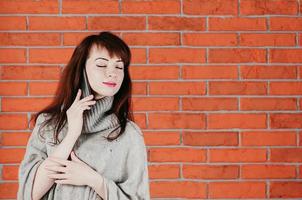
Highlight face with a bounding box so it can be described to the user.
[85,45,124,99]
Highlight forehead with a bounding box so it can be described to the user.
[89,45,121,61]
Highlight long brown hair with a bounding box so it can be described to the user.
[32,31,134,144]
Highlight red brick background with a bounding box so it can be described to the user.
[0,0,302,199]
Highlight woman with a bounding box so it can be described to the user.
[17,31,151,200]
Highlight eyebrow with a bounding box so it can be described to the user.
[95,57,123,62]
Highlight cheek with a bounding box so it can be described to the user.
[117,72,124,83]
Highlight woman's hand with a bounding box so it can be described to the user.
[44,151,99,186]
[66,89,96,138]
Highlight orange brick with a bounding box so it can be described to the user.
[149,48,205,63]
[208,113,267,129]
[0,82,27,96]
[0,183,18,199]
[209,17,266,31]
[240,33,296,46]
[270,148,302,162]
[242,165,296,179]
[150,181,206,198]
[242,131,297,146]
[149,148,206,162]
[0,0,58,14]
[240,98,297,111]
[63,32,100,46]
[144,131,180,146]
[132,97,178,111]
[2,97,53,112]
[271,17,302,31]
[209,48,267,63]
[209,182,266,198]
[132,82,147,95]
[0,33,61,46]
[182,65,238,79]
[270,113,302,129]
[0,114,27,130]
[29,81,59,95]
[130,48,147,64]
[183,0,237,15]
[240,0,298,15]
[130,66,179,80]
[122,0,180,14]
[240,65,297,79]
[183,165,239,179]
[124,33,180,46]
[148,113,205,129]
[2,165,19,180]
[0,148,25,163]
[0,66,61,80]
[29,48,74,64]
[0,17,26,30]
[133,113,147,129]
[88,16,145,30]
[62,0,119,14]
[149,81,205,95]
[1,132,30,146]
[149,164,180,179]
[270,49,302,63]
[209,148,267,162]
[183,33,237,46]
[29,16,86,30]
[209,81,267,95]
[183,131,238,146]
[149,16,205,31]
[0,49,26,63]
[270,82,302,95]
[270,182,302,198]
[182,97,238,111]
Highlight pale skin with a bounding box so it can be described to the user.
[32,45,124,200]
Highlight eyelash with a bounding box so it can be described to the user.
[96,65,123,70]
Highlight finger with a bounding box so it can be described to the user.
[80,105,92,111]
[55,179,71,185]
[75,89,81,101]
[81,101,96,106]
[47,173,68,180]
[78,94,94,103]
[48,157,71,166]
[45,165,68,173]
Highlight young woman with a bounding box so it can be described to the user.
[17,31,151,200]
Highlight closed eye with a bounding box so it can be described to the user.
[96,65,106,68]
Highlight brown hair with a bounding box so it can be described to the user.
[32,31,134,144]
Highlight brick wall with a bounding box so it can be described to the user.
[0,0,302,199]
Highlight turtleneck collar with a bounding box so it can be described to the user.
[82,95,120,134]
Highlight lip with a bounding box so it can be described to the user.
[103,82,117,87]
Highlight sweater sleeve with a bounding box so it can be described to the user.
[102,122,151,200]
[17,113,49,200]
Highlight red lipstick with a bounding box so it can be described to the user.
[103,82,117,87]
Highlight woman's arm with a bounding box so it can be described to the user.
[32,132,79,200]
[89,170,107,200]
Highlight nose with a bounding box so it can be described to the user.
[106,66,118,78]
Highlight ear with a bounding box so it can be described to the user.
[70,151,82,163]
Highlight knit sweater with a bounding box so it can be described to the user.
[17,111,151,199]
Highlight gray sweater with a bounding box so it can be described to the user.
[17,113,151,200]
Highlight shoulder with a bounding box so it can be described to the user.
[125,120,147,147]
[126,120,144,137]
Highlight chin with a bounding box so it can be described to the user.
[97,90,118,97]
